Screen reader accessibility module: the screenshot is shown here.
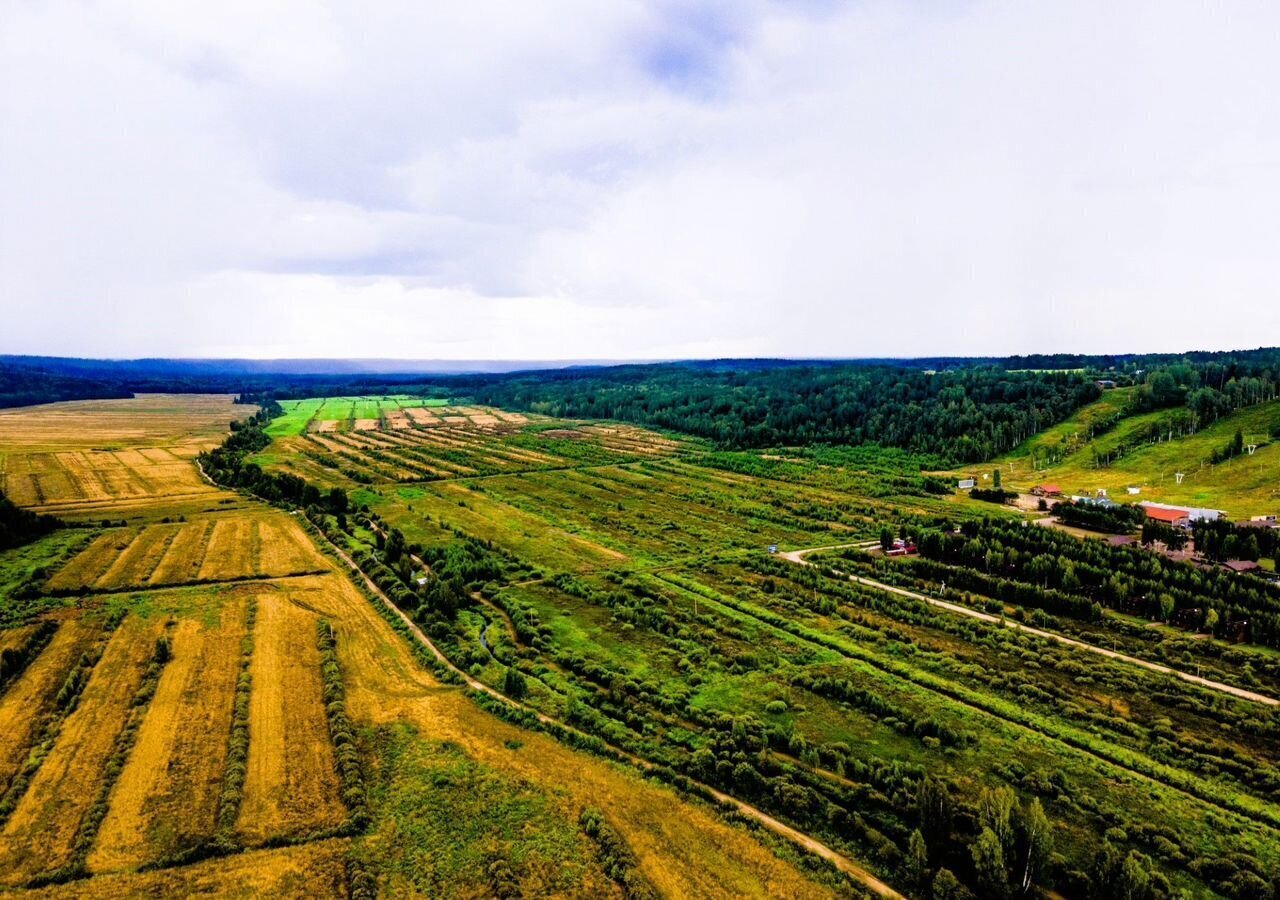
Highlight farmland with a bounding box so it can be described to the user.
[236,391,1280,900]
[1,382,1279,898]
[0,394,254,522]
[0,394,855,898]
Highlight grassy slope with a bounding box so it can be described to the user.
[998,397,1280,516]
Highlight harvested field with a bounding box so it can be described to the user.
[353,418,380,431]
[88,601,247,872]
[196,518,256,582]
[0,626,37,659]
[0,619,98,791]
[0,395,249,452]
[236,591,346,844]
[48,514,324,593]
[23,838,351,899]
[0,616,162,884]
[146,519,214,585]
[93,524,179,590]
[0,395,248,520]
[43,531,128,594]
[254,516,330,578]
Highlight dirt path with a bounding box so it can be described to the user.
[783,545,1280,708]
[314,528,902,899]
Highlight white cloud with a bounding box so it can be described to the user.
[2,1,1278,359]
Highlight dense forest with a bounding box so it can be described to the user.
[464,365,1099,462]
[0,364,132,410]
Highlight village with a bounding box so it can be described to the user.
[1019,480,1279,578]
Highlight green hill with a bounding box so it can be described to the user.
[996,396,1280,517]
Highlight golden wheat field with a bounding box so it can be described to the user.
[46,513,329,593]
[0,394,252,520]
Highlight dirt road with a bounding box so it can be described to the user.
[782,545,1280,708]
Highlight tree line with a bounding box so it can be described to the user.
[912,520,1280,647]
[460,364,1099,463]
[0,489,62,551]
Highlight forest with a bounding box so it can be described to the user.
[462,364,1100,462]
[0,363,132,410]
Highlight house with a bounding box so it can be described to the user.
[1031,484,1062,497]
[885,539,918,557]
[1143,505,1191,529]
[958,478,976,490]
[1095,379,1117,389]
[1223,559,1260,574]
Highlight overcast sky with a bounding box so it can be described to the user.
[2,2,1279,361]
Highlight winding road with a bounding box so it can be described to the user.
[781,544,1280,708]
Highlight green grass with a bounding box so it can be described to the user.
[0,530,94,625]
[358,724,612,896]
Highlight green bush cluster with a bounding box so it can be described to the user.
[316,619,368,828]
[578,807,658,899]
[215,599,257,844]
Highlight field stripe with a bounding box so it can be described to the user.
[0,617,160,884]
[88,602,245,872]
[235,593,345,844]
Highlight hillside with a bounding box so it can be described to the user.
[997,395,1280,517]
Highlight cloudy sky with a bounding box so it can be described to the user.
[2,1,1278,360]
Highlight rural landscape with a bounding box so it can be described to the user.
[4,4,1279,896]
[0,351,1278,899]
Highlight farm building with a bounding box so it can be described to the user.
[1107,535,1137,547]
[1143,505,1191,529]
[1095,379,1117,389]
[958,478,976,490]
[1031,484,1062,497]
[1222,559,1260,574]
[885,539,917,557]
[1140,502,1225,525]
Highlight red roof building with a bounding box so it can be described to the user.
[1144,506,1191,527]
[1031,484,1062,496]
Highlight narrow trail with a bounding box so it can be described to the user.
[781,544,1280,707]
[313,527,903,899]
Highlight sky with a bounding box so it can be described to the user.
[2,1,1279,361]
